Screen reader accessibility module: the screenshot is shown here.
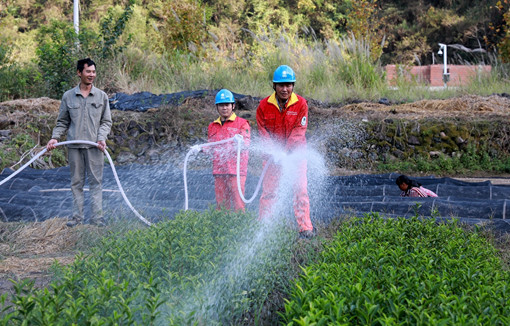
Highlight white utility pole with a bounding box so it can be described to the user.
[73,0,79,35]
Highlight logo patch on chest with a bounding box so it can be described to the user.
[286,111,298,115]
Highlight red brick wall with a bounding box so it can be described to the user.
[385,64,492,87]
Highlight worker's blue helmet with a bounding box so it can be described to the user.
[215,89,235,104]
[272,65,296,83]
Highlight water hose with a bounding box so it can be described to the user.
[234,135,271,204]
[183,135,270,210]
[0,140,152,226]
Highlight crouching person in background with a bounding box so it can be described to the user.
[396,174,438,197]
[207,89,251,211]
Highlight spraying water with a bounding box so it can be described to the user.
[0,135,329,323]
[164,138,328,323]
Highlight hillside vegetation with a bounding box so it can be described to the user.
[0,0,509,102]
[1,0,510,175]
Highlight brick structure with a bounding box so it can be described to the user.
[385,64,492,87]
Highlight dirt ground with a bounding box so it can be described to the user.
[2,93,510,301]
[2,93,510,126]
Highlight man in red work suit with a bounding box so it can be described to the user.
[208,89,251,211]
[256,65,314,238]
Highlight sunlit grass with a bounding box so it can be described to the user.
[102,31,509,103]
[2,28,508,102]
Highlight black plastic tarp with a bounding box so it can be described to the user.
[109,90,253,112]
[1,167,510,232]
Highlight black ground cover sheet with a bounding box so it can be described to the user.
[1,166,510,233]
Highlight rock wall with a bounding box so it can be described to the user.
[1,94,510,174]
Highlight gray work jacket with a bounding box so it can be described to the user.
[51,84,112,148]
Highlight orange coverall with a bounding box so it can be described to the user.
[208,113,250,211]
[256,92,313,232]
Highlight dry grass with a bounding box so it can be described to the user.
[1,218,76,256]
[2,94,510,123]
[0,97,60,114]
[0,256,75,277]
[0,218,99,279]
[322,94,510,120]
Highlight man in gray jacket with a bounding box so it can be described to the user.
[46,58,112,227]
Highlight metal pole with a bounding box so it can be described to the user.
[438,43,449,87]
[73,0,79,35]
[442,45,447,75]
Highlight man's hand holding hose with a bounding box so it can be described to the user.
[97,140,107,152]
[46,139,107,152]
[46,139,58,151]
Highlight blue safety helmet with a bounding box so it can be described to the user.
[272,65,296,83]
[215,89,235,104]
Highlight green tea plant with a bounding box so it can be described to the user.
[0,209,301,325]
[282,214,510,325]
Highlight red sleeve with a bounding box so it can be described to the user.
[241,120,251,148]
[204,122,215,155]
[256,101,271,141]
[285,98,308,151]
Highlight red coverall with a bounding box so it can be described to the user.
[208,113,250,211]
[256,92,313,232]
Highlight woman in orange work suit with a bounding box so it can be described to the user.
[208,89,251,211]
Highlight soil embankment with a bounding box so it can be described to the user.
[2,93,510,174]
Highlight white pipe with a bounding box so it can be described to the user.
[183,137,235,210]
[0,140,151,226]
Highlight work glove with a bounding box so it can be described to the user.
[190,145,202,154]
[271,151,287,165]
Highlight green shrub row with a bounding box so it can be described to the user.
[282,214,510,325]
[1,209,300,325]
[378,143,510,174]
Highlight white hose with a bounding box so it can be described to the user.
[0,140,152,226]
[183,136,270,210]
[234,136,271,204]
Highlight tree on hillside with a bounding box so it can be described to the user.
[487,0,510,62]
[148,0,209,53]
[380,0,496,64]
[346,0,386,61]
[36,1,135,98]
